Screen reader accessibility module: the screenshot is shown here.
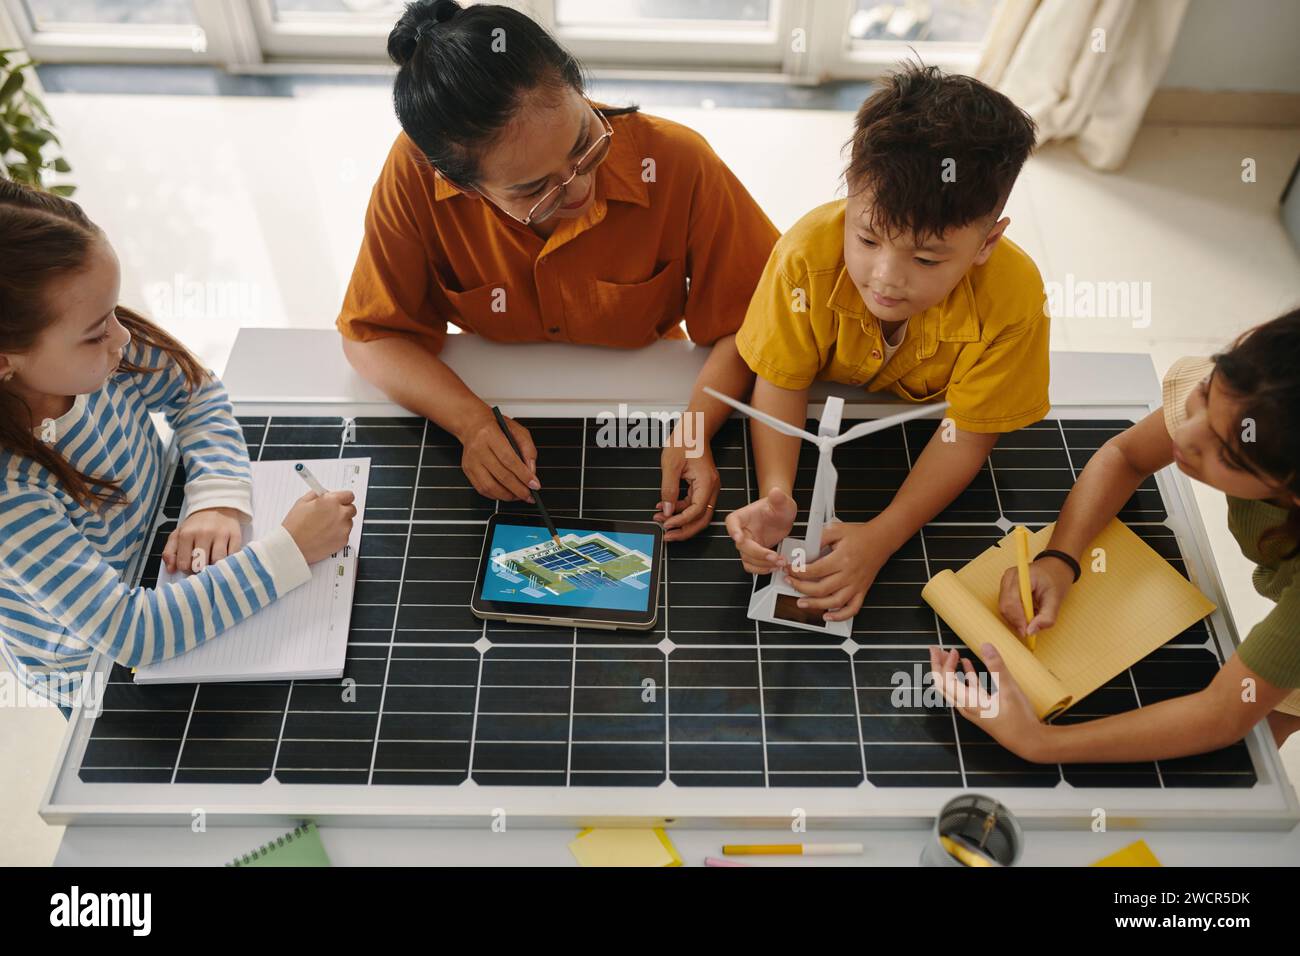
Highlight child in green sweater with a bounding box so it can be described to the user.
[932,309,1300,761]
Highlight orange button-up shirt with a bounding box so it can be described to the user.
[337,109,779,354]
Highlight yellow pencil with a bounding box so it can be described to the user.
[940,835,995,867]
[1014,525,1036,651]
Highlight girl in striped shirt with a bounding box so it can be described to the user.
[0,181,357,716]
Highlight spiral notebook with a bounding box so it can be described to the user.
[226,822,331,867]
[134,458,369,684]
[921,519,1216,720]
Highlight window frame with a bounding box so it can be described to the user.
[4,0,991,77]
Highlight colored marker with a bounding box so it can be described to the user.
[722,843,863,856]
[1014,525,1036,651]
[705,856,751,867]
[939,834,999,867]
[295,462,329,496]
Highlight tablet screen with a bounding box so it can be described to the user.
[480,523,657,613]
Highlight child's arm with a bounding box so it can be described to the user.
[874,422,1000,552]
[724,377,807,572]
[0,489,312,669]
[751,376,809,497]
[657,334,754,542]
[786,422,997,620]
[130,341,256,572]
[130,341,254,521]
[931,643,1292,763]
[998,409,1174,634]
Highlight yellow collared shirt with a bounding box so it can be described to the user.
[736,200,1051,434]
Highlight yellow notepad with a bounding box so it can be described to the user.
[568,828,683,867]
[921,519,1215,720]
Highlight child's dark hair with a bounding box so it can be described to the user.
[0,179,207,511]
[388,0,637,188]
[845,62,1037,241]
[1215,307,1300,559]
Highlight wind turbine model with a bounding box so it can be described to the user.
[705,387,949,637]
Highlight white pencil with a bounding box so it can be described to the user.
[294,463,330,496]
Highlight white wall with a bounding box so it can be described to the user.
[1160,0,1300,93]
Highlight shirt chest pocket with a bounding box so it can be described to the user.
[441,280,529,341]
[892,357,954,402]
[587,259,686,348]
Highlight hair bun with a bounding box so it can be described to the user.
[387,0,463,67]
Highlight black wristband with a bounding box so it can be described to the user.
[1033,549,1081,582]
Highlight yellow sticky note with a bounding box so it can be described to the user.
[1091,839,1162,867]
[568,828,683,867]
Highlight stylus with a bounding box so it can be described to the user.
[491,405,563,547]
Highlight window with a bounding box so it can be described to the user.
[24,0,200,27]
[555,0,772,29]
[848,0,997,44]
[4,0,998,75]
[12,0,211,59]
[266,1,404,25]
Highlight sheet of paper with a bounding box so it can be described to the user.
[134,458,369,684]
[922,519,1216,719]
[1091,839,1162,867]
[568,828,683,867]
[922,566,1071,719]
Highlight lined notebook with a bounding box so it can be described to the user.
[226,822,331,867]
[134,458,369,684]
[921,519,1216,720]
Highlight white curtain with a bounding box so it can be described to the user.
[976,0,1190,170]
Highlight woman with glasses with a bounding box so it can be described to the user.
[337,0,779,542]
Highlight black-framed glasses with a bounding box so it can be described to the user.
[491,100,614,225]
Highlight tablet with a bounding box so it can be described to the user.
[471,514,663,630]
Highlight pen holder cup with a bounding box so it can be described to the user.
[920,792,1023,867]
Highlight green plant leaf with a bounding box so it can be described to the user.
[24,96,52,124]
[14,128,51,150]
[0,70,22,105]
[50,184,76,196]
[52,156,70,172]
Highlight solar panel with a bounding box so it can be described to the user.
[75,413,1257,792]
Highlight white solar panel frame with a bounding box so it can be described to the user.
[40,398,1300,829]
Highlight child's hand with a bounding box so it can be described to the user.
[458,408,540,502]
[928,644,1049,762]
[997,557,1074,637]
[282,490,358,564]
[725,488,797,573]
[164,507,246,573]
[784,519,890,622]
[656,441,719,542]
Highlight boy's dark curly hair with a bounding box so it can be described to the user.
[845,62,1038,241]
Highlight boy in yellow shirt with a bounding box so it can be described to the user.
[729,63,1047,623]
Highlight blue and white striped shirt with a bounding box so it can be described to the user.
[0,340,310,708]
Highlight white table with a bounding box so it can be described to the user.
[52,329,1300,866]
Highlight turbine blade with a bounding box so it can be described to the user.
[704,386,821,443]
